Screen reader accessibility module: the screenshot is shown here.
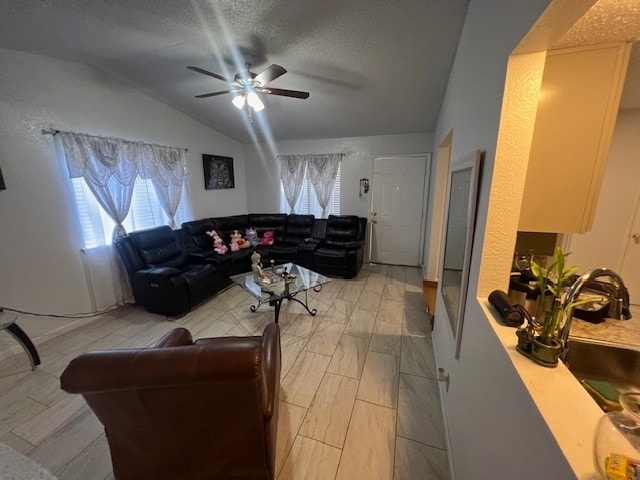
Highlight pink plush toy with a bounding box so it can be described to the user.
[259,230,275,246]
[206,230,228,255]
[230,229,250,250]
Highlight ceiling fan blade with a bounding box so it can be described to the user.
[263,87,310,99]
[254,64,287,86]
[187,66,236,85]
[195,90,242,98]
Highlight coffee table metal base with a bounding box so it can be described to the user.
[249,285,322,323]
[5,323,41,370]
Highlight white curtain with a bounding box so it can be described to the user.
[140,145,187,228]
[307,154,341,218]
[278,155,307,214]
[59,132,187,236]
[80,244,132,310]
[59,131,187,310]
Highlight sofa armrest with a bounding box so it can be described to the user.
[136,266,182,278]
[320,240,364,250]
[261,323,281,422]
[155,328,193,348]
[187,253,219,264]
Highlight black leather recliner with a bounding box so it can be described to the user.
[115,226,230,316]
[314,215,367,279]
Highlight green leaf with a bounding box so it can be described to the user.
[531,262,541,279]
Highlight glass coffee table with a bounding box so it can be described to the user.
[230,263,332,324]
[0,309,41,370]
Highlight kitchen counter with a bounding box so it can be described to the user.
[569,305,640,348]
[481,299,604,479]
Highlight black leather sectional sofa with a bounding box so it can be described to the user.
[116,214,367,316]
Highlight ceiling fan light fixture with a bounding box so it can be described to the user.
[247,91,265,112]
[232,94,246,110]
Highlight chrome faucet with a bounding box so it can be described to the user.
[559,268,631,359]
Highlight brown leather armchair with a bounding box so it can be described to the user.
[61,323,281,480]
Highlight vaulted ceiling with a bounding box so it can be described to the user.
[0,0,469,143]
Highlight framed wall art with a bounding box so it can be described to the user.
[203,154,235,190]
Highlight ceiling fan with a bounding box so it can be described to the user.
[187,63,310,113]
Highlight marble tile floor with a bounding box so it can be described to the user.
[0,265,450,480]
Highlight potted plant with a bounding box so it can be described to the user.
[516,247,593,366]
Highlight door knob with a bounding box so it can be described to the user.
[372,220,378,224]
[633,233,640,242]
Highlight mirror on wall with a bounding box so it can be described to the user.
[439,150,483,359]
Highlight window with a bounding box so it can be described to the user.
[279,163,341,217]
[72,177,191,248]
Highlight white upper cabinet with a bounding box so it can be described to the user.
[519,43,631,234]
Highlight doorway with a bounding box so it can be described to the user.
[369,155,428,265]
[424,130,453,281]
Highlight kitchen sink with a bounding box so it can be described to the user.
[564,338,640,399]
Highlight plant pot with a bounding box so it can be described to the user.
[516,328,532,352]
[531,336,562,367]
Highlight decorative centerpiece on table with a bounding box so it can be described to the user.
[250,253,296,294]
[516,247,593,367]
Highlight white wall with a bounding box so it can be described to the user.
[567,108,640,273]
[0,48,246,315]
[429,1,589,479]
[244,133,433,219]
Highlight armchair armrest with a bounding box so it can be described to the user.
[261,323,281,422]
[155,328,193,348]
[61,337,267,394]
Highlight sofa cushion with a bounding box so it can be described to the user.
[311,219,327,239]
[225,249,253,272]
[180,263,220,292]
[315,247,348,265]
[326,215,359,240]
[182,219,216,250]
[324,215,360,248]
[211,215,249,244]
[284,214,314,245]
[269,244,298,261]
[129,226,187,268]
[248,214,287,243]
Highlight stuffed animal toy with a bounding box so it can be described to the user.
[259,230,275,246]
[245,227,259,247]
[206,230,228,255]
[230,230,250,251]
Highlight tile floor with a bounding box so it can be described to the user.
[0,264,450,480]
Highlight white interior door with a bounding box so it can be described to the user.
[621,204,640,302]
[370,156,427,265]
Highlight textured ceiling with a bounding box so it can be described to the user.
[0,0,469,143]
[553,0,640,110]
